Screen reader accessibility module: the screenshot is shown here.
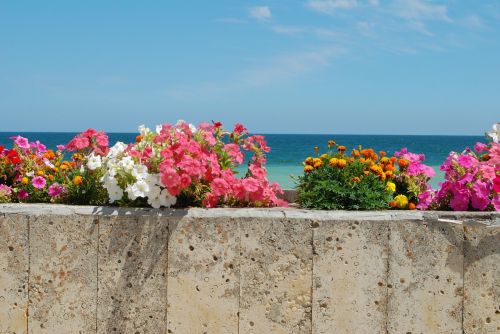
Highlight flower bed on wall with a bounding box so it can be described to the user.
[0,121,499,211]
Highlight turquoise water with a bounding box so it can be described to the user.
[0,132,483,189]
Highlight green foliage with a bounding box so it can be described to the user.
[297,161,392,210]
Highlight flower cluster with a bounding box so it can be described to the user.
[100,121,286,208]
[297,141,433,210]
[418,140,500,211]
[0,121,286,209]
[0,133,107,204]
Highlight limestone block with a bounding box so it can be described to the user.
[167,216,239,333]
[239,218,312,334]
[387,220,464,334]
[312,220,389,334]
[29,214,98,333]
[463,223,500,333]
[97,215,169,333]
[0,214,29,333]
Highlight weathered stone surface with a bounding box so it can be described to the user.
[0,214,29,333]
[463,223,500,333]
[167,216,239,333]
[313,220,388,334]
[387,219,464,334]
[97,215,169,334]
[239,218,312,334]
[28,214,98,334]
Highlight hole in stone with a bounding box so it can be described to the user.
[249,321,254,327]
[378,282,384,287]
[374,301,379,305]
[189,245,194,251]
[213,255,218,261]
[326,236,333,242]
[486,317,491,323]
[435,275,439,279]
[127,251,133,257]
[387,284,393,288]
[400,278,405,283]
[8,246,14,251]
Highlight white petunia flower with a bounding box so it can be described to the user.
[118,156,134,172]
[156,124,163,134]
[87,154,102,170]
[107,142,127,159]
[105,182,124,203]
[487,122,500,143]
[132,164,149,180]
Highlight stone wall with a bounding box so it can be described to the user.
[0,204,498,333]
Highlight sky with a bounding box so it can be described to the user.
[0,0,499,135]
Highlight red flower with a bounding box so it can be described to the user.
[0,145,4,153]
[7,149,21,164]
[213,121,222,128]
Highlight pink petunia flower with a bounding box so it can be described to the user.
[48,183,65,198]
[32,176,46,189]
[474,142,488,152]
[10,135,30,149]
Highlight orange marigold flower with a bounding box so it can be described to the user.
[55,162,61,167]
[359,158,366,164]
[398,159,410,168]
[364,171,370,176]
[21,177,29,184]
[43,149,56,160]
[361,149,374,158]
[384,164,396,172]
[389,201,397,208]
[327,140,336,148]
[351,149,360,157]
[352,176,361,183]
[329,158,338,166]
[305,157,314,165]
[37,170,45,176]
[48,174,55,181]
[314,161,323,169]
[304,165,314,173]
[337,145,346,153]
[380,157,390,164]
[337,159,347,168]
[385,170,393,178]
[408,202,416,210]
[482,154,490,161]
[380,151,387,157]
[60,164,68,171]
[348,157,354,163]
[136,135,143,143]
[390,157,397,163]
[73,175,83,186]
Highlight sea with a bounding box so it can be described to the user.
[0,132,485,189]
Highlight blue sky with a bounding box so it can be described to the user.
[0,0,499,135]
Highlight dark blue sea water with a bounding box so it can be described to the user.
[0,132,484,188]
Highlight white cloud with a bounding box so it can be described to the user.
[307,0,359,13]
[391,0,452,35]
[249,6,272,21]
[272,25,342,39]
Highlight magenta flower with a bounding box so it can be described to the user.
[48,183,65,198]
[18,189,29,200]
[56,144,66,151]
[10,135,30,149]
[494,176,500,193]
[474,142,488,152]
[471,181,491,211]
[31,176,46,189]
[0,184,12,196]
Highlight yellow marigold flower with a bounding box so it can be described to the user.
[380,157,390,164]
[73,175,83,186]
[314,160,323,169]
[394,195,409,209]
[37,170,45,176]
[385,170,393,178]
[364,171,370,176]
[352,176,361,183]
[60,165,68,171]
[304,165,314,173]
[48,174,55,181]
[53,167,59,172]
[379,172,386,181]
[337,159,347,168]
[329,158,338,166]
[55,161,61,167]
[305,157,314,166]
[359,158,366,164]
[21,177,29,184]
[320,153,329,160]
[386,181,396,192]
[370,165,382,174]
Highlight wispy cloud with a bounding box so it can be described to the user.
[307,0,359,13]
[272,25,343,39]
[164,47,344,100]
[390,0,452,35]
[249,6,272,21]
